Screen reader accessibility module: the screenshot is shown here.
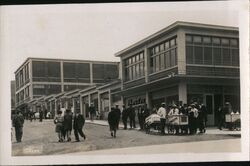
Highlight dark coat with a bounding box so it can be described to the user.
[63,112,73,131]
[73,114,85,130]
[13,114,24,128]
[89,106,96,115]
[122,108,128,119]
[108,111,118,129]
[114,108,121,118]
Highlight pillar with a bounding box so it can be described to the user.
[144,47,149,83]
[72,98,76,113]
[109,90,112,112]
[146,91,152,110]
[90,63,93,85]
[177,29,186,75]
[60,61,64,92]
[98,93,101,114]
[178,81,187,104]
[80,96,83,115]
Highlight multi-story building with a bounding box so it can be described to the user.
[14,57,119,112]
[11,80,16,111]
[115,21,240,126]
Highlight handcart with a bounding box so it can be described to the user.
[166,114,189,135]
[225,113,241,131]
[144,114,161,134]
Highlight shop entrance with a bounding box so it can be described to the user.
[204,94,214,126]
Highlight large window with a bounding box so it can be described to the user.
[63,62,90,83]
[124,52,145,81]
[93,64,119,83]
[150,37,177,73]
[186,35,239,66]
[33,84,61,95]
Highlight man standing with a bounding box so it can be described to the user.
[198,103,207,133]
[114,105,121,129]
[12,110,25,143]
[63,109,73,142]
[89,103,96,121]
[128,104,136,129]
[157,103,167,135]
[121,105,128,130]
[137,106,144,130]
[73,109,86,142]
[142,104,150,130]
[189,103,199,134]
[108,107,118,138]
[39,109,43,122]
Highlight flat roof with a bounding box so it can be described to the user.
[115,21,238,57]
[15,57,119,74]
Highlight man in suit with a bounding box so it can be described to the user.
[128,104,136,129]
[114,105,121,129]
[73,109,86,142]
[121,105,128,130]
[12,110,25,143]
[108,107,119,138]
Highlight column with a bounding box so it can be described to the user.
[144,47,149,83]
[178,81,187,104]
[90,63,93,85]
[120,59,124,91]
[98,93,101,114]
[80,96,83,115]
[108,90,112,112]
[146,91,152,110]
[72,98,76,113]
[29,60,33,100]
[60,61,64,92]
[177,29,186,75]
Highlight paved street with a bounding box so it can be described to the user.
[12,119,241,156]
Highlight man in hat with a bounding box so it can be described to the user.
[108,107,118,138]
[73,109,86,142]
[89,103,96,121]
[198,103,207,133]
[128,104,136,129]
[188,103,199,134]
[12,110,25,142]
[157,102,167,135]
[121,105,128,129]
[63,109,73,141]
[114,105,121,129]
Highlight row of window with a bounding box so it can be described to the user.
[16,63,29,90]
[16,86,30,103]
[186,35,238,47]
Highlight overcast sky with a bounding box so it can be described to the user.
[0,1,241,80]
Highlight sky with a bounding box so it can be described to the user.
[0,1,241,80]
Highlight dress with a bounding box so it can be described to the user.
[54,115,64,133]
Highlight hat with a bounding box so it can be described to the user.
[161,102,166,105]
[172,104,177,107]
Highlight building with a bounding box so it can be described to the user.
[14,57,119,113]
[11,80,16,111]
[115,21,240,126]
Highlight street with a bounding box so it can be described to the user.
[12,119,240,156]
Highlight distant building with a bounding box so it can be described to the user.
[14,57,119,113]
[11,80,16,111]
[115,21,240,126]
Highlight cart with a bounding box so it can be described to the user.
[144,114,161,134]
[166,115,189,135]
[225,113,241,130]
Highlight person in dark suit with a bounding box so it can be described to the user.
[63,109,73,142]
[89,103,96,121]
[114,105,121,129]
[128,104,136,129]
[39,110,43,122]
[198,103,207,133]
[12,110,25,143]
[108,107,118,138]
[121,105,128,130]
[73,109,86,142]
[137,105,144,130]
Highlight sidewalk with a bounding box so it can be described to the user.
[66,138,241,155]
[85,120,241,136]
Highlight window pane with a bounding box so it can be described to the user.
[186,46,193,64]
[160,43,164,52]
[186,35,192,43]
[194,47,203,64]
[136,64,140,78]
[232,49,239,66]
[213,48,222,65]
[48,62,60,77]
[222,48,231,65]
[230,39,238,47]
[204,47,212,65]
[170,38,176,47]
[155,55,160,72]
[129,67,132,80]
[212,37,220,45]
[165,51,170,68]
[203,37,211,44]
[32,61,46,77]
[170,49,176,66]
[221,38,229,46]
[193,36,202,43]
[133,65,136,79]
[160,53,165,70]
[155,46,159,53]
[165,41,170,49]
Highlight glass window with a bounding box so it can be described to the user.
[204,47,212,65]
[170,49,176,66]
[232,49,239,66]
[160,53,165,70]
[212,37,220,45]
[165,41,170,49]
[194,47,203,64]
[165,51,171,68]
[155,46,160,53]
[48,62,60,78]
[193,36,202,43]
[32,61,46,77]
[155,55,160,72]
[203,37,211,44]
[129,58,132,65]
[186,35,192,43]
[160,43,164,52]
[222,48,231,65]
[129,67,132,80]
[230,39,238,47]
[133,65,136,79]
[136,64,140,78]
[170,38,176,47]
[186,46,193,64]
[213,48,222,65]
[221,38,229,46]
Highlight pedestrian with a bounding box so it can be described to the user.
[63,109,73,142]
[12,110,25,143]
[44,109,47,119]
[142,104,150,130]
[54,110,64,142]
[188,103,199,134]
[73,109,86,142]
[121,105,128,130]
[157,102,167,135]
[108,107,118,138]
[180,103,189,134]
[89,103,96,121]
[39,110,43,122]
[137,105,143,130]
[114,104,121,129]
[128,104,136,129]
[198,103,207,133]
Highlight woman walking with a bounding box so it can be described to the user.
[54,110,64,142]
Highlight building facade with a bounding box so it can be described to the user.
[14,58,119,113]
[11,80,16,111]
[115,21,240,126]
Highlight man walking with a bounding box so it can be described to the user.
[12,110,25,143]
[108,107,118,138]
[137,106,144,130]
[114,105,121,129]
[63,109,73,142]
[157,103,167,135]
[121,105,128,130]
[198,103,207,133]
[73,109,86,142]
[89,103,96,121]
[128,104,136,129]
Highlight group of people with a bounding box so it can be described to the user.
[54,109,86,142]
